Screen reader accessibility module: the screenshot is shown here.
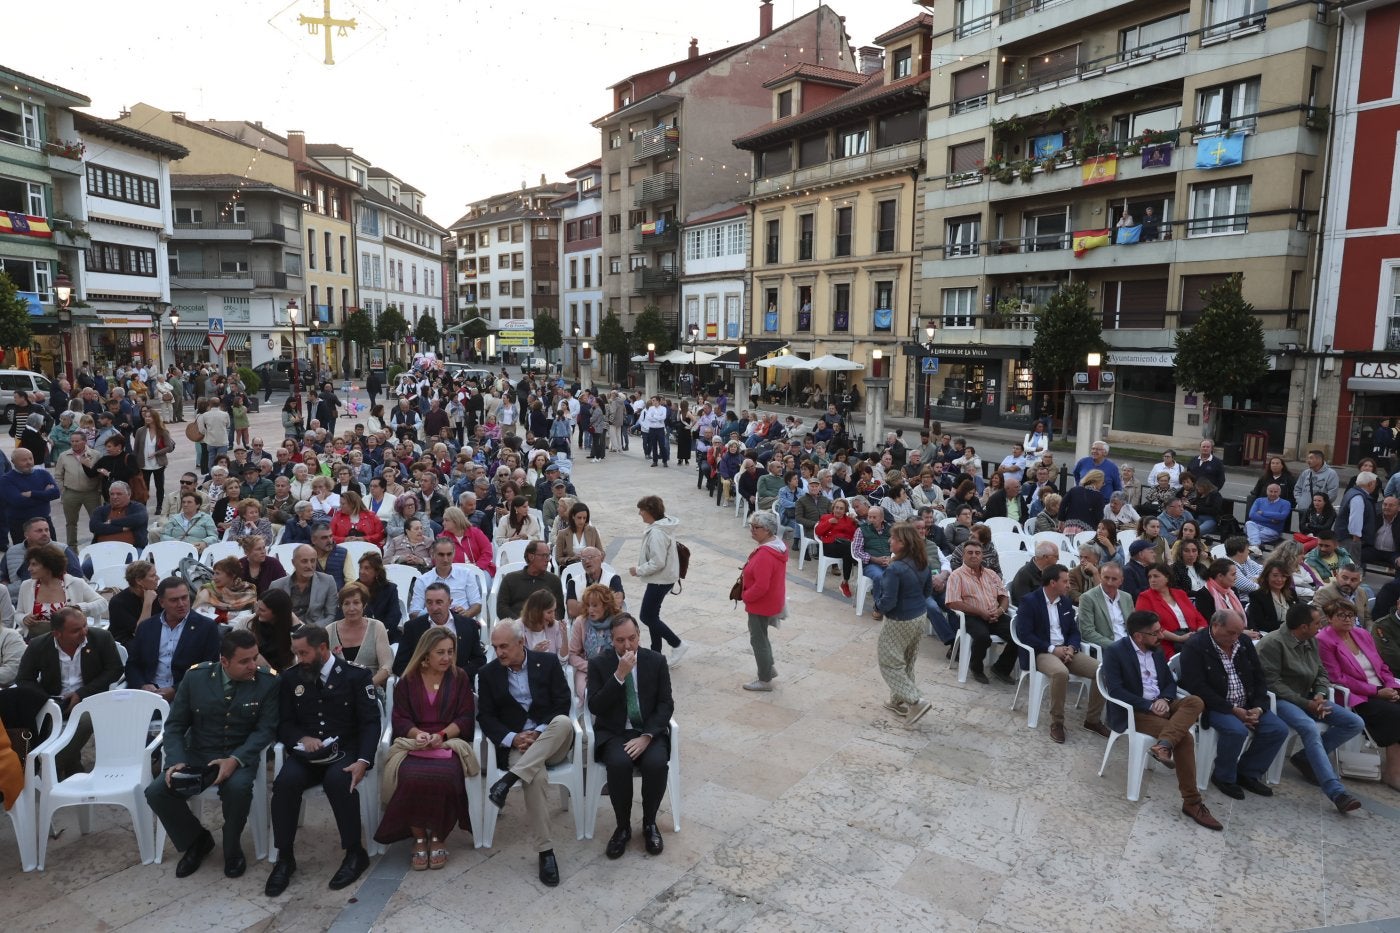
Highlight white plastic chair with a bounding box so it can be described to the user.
[270,543,303,568]
[156,745,270,863]
[80,541,139,572]
[35,689,169,869]
[581,713,681,838]
[1008,620,1090,729]
[1032,531,1072,556]
[384,564,420,621]
[984,517,1025,538]
[1021,518,1038,537]
[998,550,1032,585]
[1209,543,1227,560]
[1072,530,1097,549]
[792,523,819,571]
[141,541,199,578]
[267,741,380,861]
[460,564,494,629]
[1095,664,1159,802]
[937,516,958,532]
[991,533,1028,557]
[497,539,531,568]
[5,699,61,871]
[477,713,587,847]
[338,540,380,570]
[814,540,846,594]
[200,540,243,566]
[1330,685,1383,780]
[853,557,874,616]
[559,561,620,610]
[89,563,131,591]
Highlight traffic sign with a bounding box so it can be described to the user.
[921,356,939,374]
[209,334,228,356]
[208,317,224,336]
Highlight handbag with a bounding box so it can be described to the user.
[185,419,204,442]
[128,471,150,504]
[5,727,33,763]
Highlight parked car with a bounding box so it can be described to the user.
[520,356,553,374]
[442,363,496,387]
[253,359,315,392]
[0,370,53,423]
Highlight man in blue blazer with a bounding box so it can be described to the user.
[125,577,221,700]
[1014,564,1106,744]
[1101,610,1220,830]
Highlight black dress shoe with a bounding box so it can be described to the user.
[1290,751,1320,786]
[489,772,518,809]
[971,670,990,685]
[605,825,630,860]
[265,857,296,897]
[991,667,1016,685]
[538,849,560,887]
[642,823,663,856]
[175,830,214,878]
[329,846,370,890]
[1237,775,1274,797]
[1212,777,1245,800]
[224,850,247,878]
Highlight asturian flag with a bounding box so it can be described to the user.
[1115,225,1142,245]
[1194,133,1245,169]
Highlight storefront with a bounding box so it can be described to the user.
[88,312,156,374]
[1342,359,1400,465]
[1108,351,1179,438]
[164,331,208,370]
[912,345,1033,428]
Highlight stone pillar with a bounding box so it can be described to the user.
[733,368,756,411]
[1072,390,1113,463]
[863,377,891,451]
[641,362,660,400]
[580,352,593,391]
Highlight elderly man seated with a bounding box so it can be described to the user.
[1245,484,1291,549]
[496,540,566,621]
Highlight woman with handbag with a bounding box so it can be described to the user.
[740,510,787,693]
[134,408,175,514]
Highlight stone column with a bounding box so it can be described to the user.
[733,368,756,411]
[863,377,891,451]
[1072,389,1113,462]
[641,362,660,400]
[580,352,593,391]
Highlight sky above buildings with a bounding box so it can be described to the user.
[14,0,900,226]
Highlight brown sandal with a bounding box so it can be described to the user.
[410,837,429,871]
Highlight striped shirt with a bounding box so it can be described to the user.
[945,564,1007,618]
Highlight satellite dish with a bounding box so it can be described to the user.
[668,70,677,84]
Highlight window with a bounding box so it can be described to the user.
[1198,78,1260,133]
[220,259,249,273]
[86,164,160,207]
[1025,44,1080,84]
[339,236,348,274]
[511,224,523,243]
[480,256,490,274]
[1387,269,1400,349]
[512,280,525,298]
[877,110,922,149]
[412,266,418,293]
[173,206,203,225]
[1189,179,1251,236]
[512,253,524,271]
[893,46,914,79]
[952,64,989,113]
[324,232,333,271]
[834,206,853,257]
[837,126,869,158]
[628,209,647,229]
[1204,0,1266,39]
[610,132,622,150]
[629,254,647,271]
[583,257,592,288]
[1101,279,1168,328]
[480,283,491,299]
[316,185,327,215]
[948,140,985,185]
[608,214,622,234]
[87,241,157,276]
[307,229,317,268]
[873,281,894,332]
[353,168,365,185]
[1113,104,1182,141]
[798,135,827,168]
[608,173,621,192]
[286,252,303,277]
[1180,273,1233,326]
[1120,13,1187,59]
[497,225,510,241]
[758,145,792,178]
[798,214,815,261]
[1025,209,1069,251]
[609,256,621,274]
[569,258,578,289]
[876,200,897,252]
[796,285,812,332]
[777,90,793,118]
[765,219,780,264]
[832,283,851,332]
[945,215,981,257]
[0,179,47,217]
[0,257,43,294]
[21,103,41,148]
[361,252,373,285]
[956,0,994,38]
[942,287,977,328]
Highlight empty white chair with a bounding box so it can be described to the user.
[141,541,199,578]
[200,540,243,566]
[89,563,132,591]
[156,744,270,863]
[384,563,420,621]
[998,549,1032,584]
[1032,531,1072,556]
[79,541,138,573]
[35,690,169,869]
[582,714,681,838]
[497,539,531,568]
[792,523,819,570]
[1209,542,1227,560]
[1072,530,1097,549]
[5,699,62,871]
[984,517,1025,538]
[1095,665,1158,802]
[1008,621,1090,729]
[338,540,380,570]
[460,563,494,628]
[270,542,303,568]
[991,533,1028,557]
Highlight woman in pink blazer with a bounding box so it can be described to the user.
[1316,600,1400,790]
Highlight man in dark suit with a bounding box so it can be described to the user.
[125,577,221,700]
[1177,608,1289,801]
[1101,611,1220,830]
[16,607,123,777]
[587,614,673,860]
[1014,565,1106,744]
[392,581,487,677]
[479,619,576,887]
[1122,539,1156,600]
[146,629,280,879]
[265,625,379,897]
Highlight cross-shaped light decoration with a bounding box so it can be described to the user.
[298,0,357,65]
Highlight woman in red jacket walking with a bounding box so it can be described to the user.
[741,510,788,692]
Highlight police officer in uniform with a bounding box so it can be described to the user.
[265,625,380,897]
[146,628,279,879]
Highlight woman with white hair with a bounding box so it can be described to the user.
[1103,490,1140,531]
[740,509,787,692]
[46,410,77,467]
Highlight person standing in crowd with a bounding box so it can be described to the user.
[628,496,686,666]
[873,522,935,727]
[740,511,786,693]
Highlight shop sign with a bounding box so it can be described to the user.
[1354,361,1400,380]
[1106,350,1174,367]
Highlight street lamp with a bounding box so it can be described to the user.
[738,343,748,368]
[572,325,580,378]
[687,323,699,395]
[871,348,884,379]
[922,322,937,430]
[647,342,656,364]
[169,309,180,372]
[55,272,73,379]
[1086,351,1102,391]
[286,298,301,402]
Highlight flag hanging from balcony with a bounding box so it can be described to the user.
[1080,155,1117,186]
[1072,229,1111,257]
[0,212,52,238]
[764,309,778,332]
[1030,132,1065,161]
[1141,144,1173,169]
[873,308,893,331]
[1115,225,1142,245]
[1194,133,1244,169]
[640,217,664,236]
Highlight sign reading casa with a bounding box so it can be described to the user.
[1355,361,1400,379]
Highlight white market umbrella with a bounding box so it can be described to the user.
[677,348,719,364]
[805,354,864,372]
[756,355,808,369]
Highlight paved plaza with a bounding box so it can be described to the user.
[3,389,1399,932]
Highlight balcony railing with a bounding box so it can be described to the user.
[634,172,679,207]
[251,270,289,289]
[632,125,680,164]
[634,267,678,292]
[633,225,678,249]
[752,140,923,197]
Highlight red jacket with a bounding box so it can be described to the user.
[1135,586,1207,658]
[815,513,857,545]
[330,509,385,547]
[742,539,788,617]
[447,526,496,577]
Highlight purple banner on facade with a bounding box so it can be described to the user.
[1141,144,1172,169]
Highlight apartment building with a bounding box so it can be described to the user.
[593,1,854,353]
[369,168,447,341]
[921,0,1331,452]
[558,160,604,376]
[679,205,748,353]
[734,15,930,409]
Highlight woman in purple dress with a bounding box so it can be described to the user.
[375,627,478,870]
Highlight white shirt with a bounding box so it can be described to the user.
[409,565,483,616]
[1148,461,1182,486]
[1103,588,1127,639]
[1045,592,1065,647]
[1135,643,1160,701]
[58,636,87,696]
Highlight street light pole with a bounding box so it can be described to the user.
[922,322,936,430]
[287,298,301,403]
[170,310,181,373]
[687,323,698,397]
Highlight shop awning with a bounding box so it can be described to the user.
[712,340,786,368]
[1347,377,1400,394]
[166,332,206,351]
[226,332,250,351]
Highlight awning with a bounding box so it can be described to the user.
[94,312,154,328]
[712,340,786,368]
[226,332,250,351]
[166,332,206,351]
[1347,377,1400,394]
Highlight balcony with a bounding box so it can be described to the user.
[633,172,679,207]
[634,267,678,292]
[45,140,84,176]
[49,218,90,250]
[170,270,255,290]
[633,225,678,250]
[252,270,291,290]
[632,125,680,164]
[752,140,923,198]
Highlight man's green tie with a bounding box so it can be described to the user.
[624,672,643,730]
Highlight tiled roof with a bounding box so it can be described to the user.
[74,113,189,159]
[734,71,929,148]
[762,63,866,90]
[169,173,307,201]
[305,142,364,160]
[687,203,748,225]
[874,12,933,46]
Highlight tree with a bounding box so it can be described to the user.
[414,313,441,350]
[533,312,562,367]
[632,304,673,355]
[596,310,630,384]
[461,316,490,340]
[1174,274,1268,440]
[343,308,376,370]
[0,271,33,355]
[1029,283,1107,434]
[377,305,409,361]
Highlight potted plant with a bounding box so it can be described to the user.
[1017,161,1035,182]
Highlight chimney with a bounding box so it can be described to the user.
[540,173,546,186]
[688,38,698,60]
[759,0,773,38]
[286,129,306,162]
[858,46,884,75]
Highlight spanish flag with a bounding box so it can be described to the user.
[1072,229,1111,258]
[0,212,52,238]
[1081,154,1118,186]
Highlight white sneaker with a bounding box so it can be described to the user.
[669,643,688,667]
[742,679,773,692]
